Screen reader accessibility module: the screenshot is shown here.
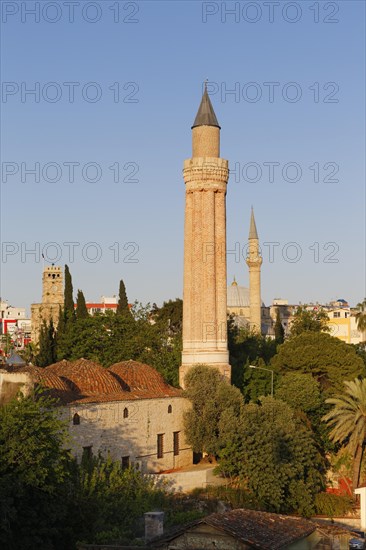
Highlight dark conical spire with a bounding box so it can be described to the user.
[249,207,259,239]
[192,83,220,129]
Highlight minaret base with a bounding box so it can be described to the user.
[180,355,231,388]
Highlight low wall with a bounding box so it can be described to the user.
[155,465,225,493]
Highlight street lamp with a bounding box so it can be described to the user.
[249,365,274,398]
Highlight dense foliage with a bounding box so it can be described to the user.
[271,331,364,394]
[36,319,56,367]
[228,320,277,400]
[218,397,325,516]
[35,290,183,385]
[0,391,168,549]
[183,365,243,456]
[289,305,330,337]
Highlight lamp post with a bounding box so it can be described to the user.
[249,365,274,397]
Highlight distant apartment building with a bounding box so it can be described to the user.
[0,300,31,350]
[75,296,118,315]
[326,306,363,344]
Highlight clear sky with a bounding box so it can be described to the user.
[1,0,365,314]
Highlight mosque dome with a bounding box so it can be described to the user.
[46,358,122,395]
[109,360,181,397]
[227,279,250,308]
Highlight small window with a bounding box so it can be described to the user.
[168,404,172,414]
[73,413,80,425]
[157,434,164,459]
[122,456,130,470]
[173,431,180,456]
[123,407,129,418]
[333,312,340,318]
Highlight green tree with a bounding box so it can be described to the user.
[275,372,322,415]
[36,320,56,367]
[228,321,277,396]
[0,390,72,549]
[356,299,366,340]
[0,333,14,355]
[183,365,243,456]
[271,331,364,395]
[290,305,330,337]
[71,454,165,545]
[0,390,167,548]
[275,373,328,451]
[64,264,75,322]
[19,341,39,364]
[323,378,366,490]
[116,279,130,316]
[218,397,325,516]
[274,308,285,344]
[152,298,183,335]
[76,289,89,319]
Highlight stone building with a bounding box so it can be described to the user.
[31,265,63,343]
[0,359,192,473]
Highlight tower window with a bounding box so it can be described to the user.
[173,432,180,456]
[123,407,129,418]
[73,413,80,425]
[168,404,172,414]
[122,456,130,470]
[157,434,164,459]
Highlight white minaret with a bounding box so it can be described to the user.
[246,208,262,332]
[180,86,231,388]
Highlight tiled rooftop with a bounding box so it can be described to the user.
[204,509,316,549]
[109,360,181,398]
[151,509,317,549]
[46,358,122,395]
[20,358,183,404]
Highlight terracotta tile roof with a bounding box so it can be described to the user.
[45,358,122,395]
[204,510,316,549]
[15,365,78,404]
[150,509,316,549]
[108,360,181,398]
[15,359,183,405]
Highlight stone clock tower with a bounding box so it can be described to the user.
[180,86,231,388]
[31,265,64,343]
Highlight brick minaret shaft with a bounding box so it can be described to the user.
[246,208,262,332]
[180,86,231,388]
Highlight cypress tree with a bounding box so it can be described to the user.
[274,308,285,344]
[64,265,75,321]
[36,320,56,367]
[57,305,66,335]
[116,279,130,316]
[76,290,89,319]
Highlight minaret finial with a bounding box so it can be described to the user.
[192,83,220,129]
[249,207,259,240]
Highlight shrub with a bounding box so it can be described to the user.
[315,492,353,517]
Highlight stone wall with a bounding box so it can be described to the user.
[0,370,32,405]
[64,396,192,473]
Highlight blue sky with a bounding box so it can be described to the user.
[1,0,365,313]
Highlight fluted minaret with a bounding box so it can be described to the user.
[246,208,262,332]
[180,86,231,388]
